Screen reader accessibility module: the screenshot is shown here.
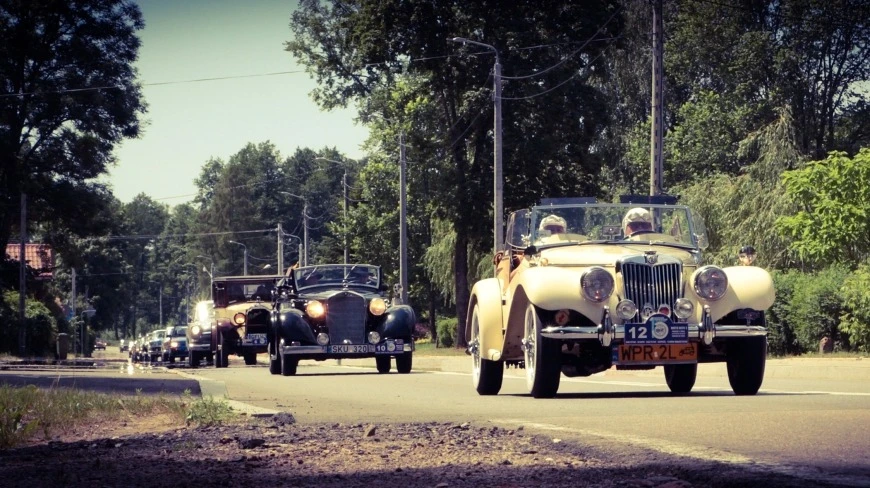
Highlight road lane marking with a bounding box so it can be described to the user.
[495,419,870,488]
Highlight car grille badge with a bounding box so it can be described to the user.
[644,250,658,265]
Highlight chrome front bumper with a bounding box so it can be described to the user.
[541,308,766,347]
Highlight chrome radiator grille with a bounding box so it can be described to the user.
[621,262,682,310]
[326,293,366,344]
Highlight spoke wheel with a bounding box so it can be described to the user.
[524,303,561,398]
[470,304,503,395]
[664,363,697,394]
[396,352,412,374]
[375,355,391,373]
[727,337,767,395]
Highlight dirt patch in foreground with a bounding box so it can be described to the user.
[0,415,828,488]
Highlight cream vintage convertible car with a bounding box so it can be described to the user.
[467,196,774,398]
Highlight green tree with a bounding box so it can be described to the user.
[777,148,870,267]
[0,0,145,254]
[287,0,619,346]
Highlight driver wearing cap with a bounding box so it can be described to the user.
[622,207,654,238]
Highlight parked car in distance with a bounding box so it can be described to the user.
[187,300,215,368]
[147,329,166,363]
[212,275,282,368]
[161,325,188,364]
[94,339,107,350]
[468,196,775,398]
[270,264,416,376]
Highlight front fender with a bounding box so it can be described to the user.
[382,305,416,339]
[689,266,776,323]
[515,266,608,318]
[273,308,316,344]
[467,278,504,360]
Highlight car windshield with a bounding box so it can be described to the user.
[218,280,274,305]
[508,200,707,249]
[293,264,380,290]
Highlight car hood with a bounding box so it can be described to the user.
[298,288,382,301]
[539,242,697,267]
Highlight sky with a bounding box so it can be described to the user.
[104,0,369,206]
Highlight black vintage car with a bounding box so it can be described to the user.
[269,264,416,376]
[212,275,283,367]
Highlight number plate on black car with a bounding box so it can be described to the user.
[328,344,374,354]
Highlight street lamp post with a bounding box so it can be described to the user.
[227,241,248,275]
[280,192,309,266]
[450,36,503,253]
[315,157,351,264]
[196,255,214,299]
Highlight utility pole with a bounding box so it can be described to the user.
[277,223,284,275]
[650,0,664,196]
[399,133,409,305]
[71,267,77,356]
[449,37,503,253]
[303,202,309,266]
[18,193,26,356]
[343,168,349,264]
[493,53,503,253]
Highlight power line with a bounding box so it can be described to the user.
[500,8,621,81]
[0,70,309,99]
[500,49,610,101]
[84,228,275,241]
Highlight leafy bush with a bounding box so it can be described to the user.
[768,266,849,354]
[436,316,457,348]
[185,395,235,427]
[413,322,431,341]
[840,262,870,352]
[0,291,58,356]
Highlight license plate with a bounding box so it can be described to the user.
[613,343,698,365]
[374,340,406,354]
[243,333,267,345]
[328,344,373,354]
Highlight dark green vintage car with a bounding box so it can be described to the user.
[269,264,416,376]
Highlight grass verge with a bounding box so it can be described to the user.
[0,385,238,449]
[414,341,468,356]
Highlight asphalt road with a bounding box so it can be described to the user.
[178,356,870,487]
[3,350,869,487]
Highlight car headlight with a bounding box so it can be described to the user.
[694,266,728,301]
[369,298,387,316]
[171,341,179,348]
[581,267,614,302]
[233,313,246,325]
[306,300,325,319]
